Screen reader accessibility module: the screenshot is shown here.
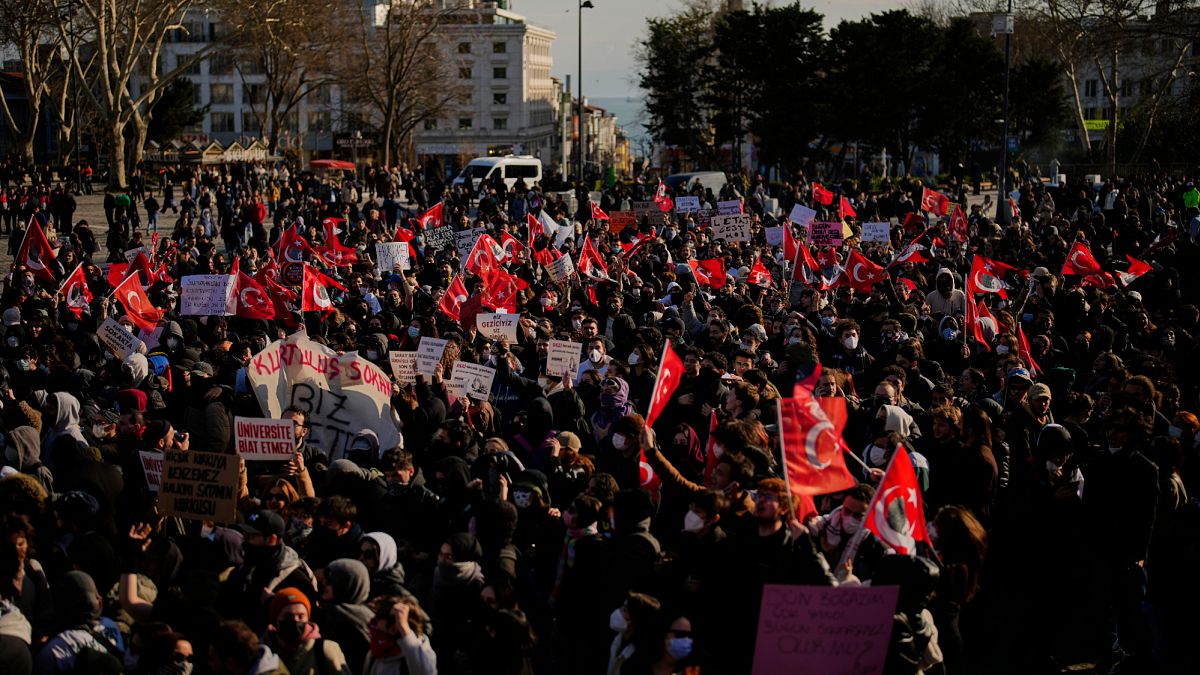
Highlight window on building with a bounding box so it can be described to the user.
[308,110,330,133]
[1083,107,1097,120]
[457,42,471,54]
[458,118,473,129]
[187,80,202,106]
[211,112,235,132]
[210,83,234,104]
[459,67,472,79]
[1084,79,1098,97]
[314,84,333,105]
[493,67,507,79]
[179,54,201,75]
[424,119,438,130]
[242,112,261,133]
[492,93,507,105]
[283,110,300,132]
[493,42,507,54]
[1120,80,1132,98]
[243,83,267,105]
[210,55,235,75]
[493,117,507,130]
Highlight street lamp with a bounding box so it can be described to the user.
[994,3,1014,226]
[577,0,594,187]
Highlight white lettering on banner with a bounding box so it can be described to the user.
[674,196,701,213]
[390,351,418,384]
[789,204,817,227]
[546,254,575,282]
[547,340,582,378]
[375,242,411,272]
[711,214,752,242]
[424,223,455,250]
[765,226,785,247]
[415,337,448,377]
[862,221,891,243]
[448,361,497,400]
[247,330,402,458]
[234,417,296,461]
[97,317,146,359]
[181,275,236,316]
[140,451,163,492]
[476,313,520,342]
[717,199,742,215]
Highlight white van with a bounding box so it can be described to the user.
[452,156,543,192]
[664,171,728,195]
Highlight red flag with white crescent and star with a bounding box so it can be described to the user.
[1061,240,1104,276]
[920,187,950,216]
[689,258,727,289]
[58,263,93,319]
[439,275,469,321]
[590,202,610,221]
[231,259,275,320]
[862,448,932,556]
[812,183,834,206]
[653,180,674,213]
[578,234,609,281]
[778,375,857,496]
[844,249,887,292]
[948,204,969,242]
[301,264,345,313]
[111,272,165,331]
[1116,255,1152,286]
[276,224,311,264]
[645,339,683,429]
[418,202,444,230]
[16,216,56,283]
[747,256,772,288]
[967,255,1017,297]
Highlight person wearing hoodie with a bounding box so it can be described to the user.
[316,559,374,673]
[362,594,436,675]
[222,510,318,633]
[429,533,485,665]
[925,267,965,317]
[261,587,351,675]
[591,377,633,444]
[3,426,53,494]
[35,571,126,673]
[359,532,407,599]
[39,391,87,460]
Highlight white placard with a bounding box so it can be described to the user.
[124,247,152,264]
[181,275,236,316]
[674,196,701,213]
[546,254,575,282]
[711,214,752,242]
[455,227,486,261]
[389,351,417,384]
[97,317,146,359]
[416,337,449,377]
[476,313,520,342]
[717,199,742,215]
[789,204,817,227]
[765,226,784,247]
[376,242,411,272]
[448,361,497,400]
[140,451,163,492]
[547,340,582,378]
[234,417,296,461]
[862,221,891,243]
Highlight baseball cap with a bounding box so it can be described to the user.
[556,431,582,452]
[1007,367,1033,385]
[2,308,20,327]
[1029,383,1052,401]
[238,510,285,539]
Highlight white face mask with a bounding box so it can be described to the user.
[628,352,640,366]
[711,442,725,458]
[609,607,628,633]
[682,510,706,533]
[841,509,862,535]
[589,348,603,363]
[92,423,109,438]
[867,444,888,466]
[611,433,628,451]
[366,350,379,361]
[996,345,1010,354]
[842,336,859,350]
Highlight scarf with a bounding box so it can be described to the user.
[367,622,403,660]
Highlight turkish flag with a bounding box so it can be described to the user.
[1061,240,1104,276]
[839,196,857,220]
[482,268,527,313]
[439,275,469,321]
[232,259,275,320]
[844,249,887,292]
[276,224,311,264]
[1116,255,1152,286]
[465,234,501,284]
[112,272,165,331]
[778,380,857,496]
[645,339,683,428]
[748,256,772,287]
[812,183,834,206]
[1017,324,1041,376]
[920,187,950,216]
[590,202,610,221]
[578,234,609,281]
[967,255,1016,296]
[653,181,674,213]
[889,238,930,267]
[315,222,358,267]
[418,202,444,230]
[782,223,800,263]
[499,232,525,262]
[301,264,345,313]
[862,448,932,556]
[689,258,727,289]
[948,204,969,242]
[526,213,556,266]
[58,263,93,319]
[702,410,719,485]
[16,216,56,283]
[393,224,416,243]
[964,290,991,351]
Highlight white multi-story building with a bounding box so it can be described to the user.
[413,1,557,173]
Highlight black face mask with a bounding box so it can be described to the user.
[275,619,307,643]
[241,542,278,566]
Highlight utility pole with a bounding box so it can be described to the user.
[995,2,1014,226]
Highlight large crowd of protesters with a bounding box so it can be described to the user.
[0,149,1197,675]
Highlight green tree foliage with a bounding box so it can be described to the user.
[146,79,208,146]
[636,5,717,166]
[1009,57,1069,151]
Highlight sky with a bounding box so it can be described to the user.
[513,0,911,99]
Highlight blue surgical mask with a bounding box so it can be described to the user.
[667,637,693,660]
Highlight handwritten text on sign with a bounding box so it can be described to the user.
[751,584,898,675]
[711,214,752,242]
[181,275,236,316]
[234,417,296,461]
[375,242,410,272]
[159,450,240,524]
[476,313,520,342]
[140,451,163,492]
[808,221,845,247]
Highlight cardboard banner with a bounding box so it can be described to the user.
[765,226,785,247]
[546,254,575,283]
[97,317,147,359]
[632,201,671,226]
[547,340,582,378]
[861,221,891,243]
[608,211,636,234]
[246,330,402,458]
[181,275,236,316]
[159,450,240,524]
[389,351,418,384]
[808,221,845,247]
[415,337,448,377]
[752,584,898,675]
[234,416,296,461]
[376,242,411,272]
[448,361,497,400]
[423,223,456,251]
[674,196,701,213]
[476,313,520,342]
[694,207,717,228]
[711,214,753,242]
[140,451,163,492]
[789,203,817,227]
[717,199,743,215]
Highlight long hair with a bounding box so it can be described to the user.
[933,505,988,603]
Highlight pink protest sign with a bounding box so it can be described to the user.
[752,584,898,675]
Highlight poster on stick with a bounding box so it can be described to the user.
[389,351,417,384]
[375,242,411,272]
[808,221,845,247]
[711,214,752,242]
[547,340,582,378]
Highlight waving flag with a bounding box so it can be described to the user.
[653,181,674,213]
[812,183,834,206]
[232,259,275,320]
[59,263,93,318]
[890,234,930,267]
[439,275,469,321]
[778,376,857,496]
[920,187,950,216]
[482,269,527,313]
[393,224,416,243]
[301,264,345,313]
[839,196,857,220]
[1061,240,1104,276]
[844,249,887,292]
[1116,255,1152,286]
[578,234,609,281]
[276,224,311,264]
[862,448,932,556]
[964,290,991,351]
[967,255,1016,297]
[702,410,720,485]
[16,216,56,283]
[1017,324,1041,376]
[499,232,525,262]
[464,234,502,284]
[747,256,772,288]
[948,204,969,242]
[418,202,443,230]
[645,339,683,428]
[590,202,610,221]
[689,258,727,289]
[111,272,165,331]
[315,218,358,267]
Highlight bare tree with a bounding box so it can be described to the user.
[0,0,63,163]
[338,1,464,167]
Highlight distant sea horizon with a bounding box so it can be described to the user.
[589,96,649,155]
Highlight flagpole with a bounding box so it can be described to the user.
[57,262,85,296]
